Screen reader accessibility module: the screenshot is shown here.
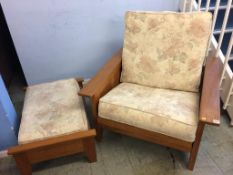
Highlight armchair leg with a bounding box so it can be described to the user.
[96,124,103,142]
[188,122,205,170]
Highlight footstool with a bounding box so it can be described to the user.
[8,78,96,175]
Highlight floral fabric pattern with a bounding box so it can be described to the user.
[18,79,88,144]
[121,11,212,92]
[99,83,199,142]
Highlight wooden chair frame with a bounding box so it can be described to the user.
[8,78,97,175]
[79,49,220,170]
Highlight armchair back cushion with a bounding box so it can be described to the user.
[121,11,212,92]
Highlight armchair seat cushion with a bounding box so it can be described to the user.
[99,83,199,142]
[18,79,89,144]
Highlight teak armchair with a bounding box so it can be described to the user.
[79,11,220,170]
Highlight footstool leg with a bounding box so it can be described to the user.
[83,138,97,162]
[14,153,32,175]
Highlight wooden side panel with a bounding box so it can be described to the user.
[9,130,97,174]
[8,130,96,155]
[27,140,84,164]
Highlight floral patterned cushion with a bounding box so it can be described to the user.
[121,11,212,92]
[18,79,89,144]
[99,83,199,142]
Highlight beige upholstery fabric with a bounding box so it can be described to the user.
[121,11,212,92]
[18,79,88,144]
[99,83,199,142]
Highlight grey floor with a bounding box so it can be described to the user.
[0,77,233,175]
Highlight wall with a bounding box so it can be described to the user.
[0,0,180,85]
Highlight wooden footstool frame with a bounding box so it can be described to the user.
[8,78,97,175]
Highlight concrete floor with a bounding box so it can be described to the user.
[0,78,233,175]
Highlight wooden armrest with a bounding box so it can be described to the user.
[8,129,96,155]
[199,56,220,126]
[78,48,122,99]
[78,49,122,123]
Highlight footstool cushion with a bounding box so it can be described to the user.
[18,78,89,144]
